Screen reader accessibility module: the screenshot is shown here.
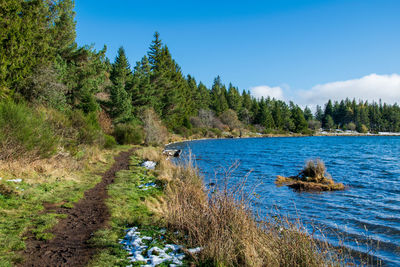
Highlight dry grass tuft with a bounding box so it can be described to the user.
[135,146,162,162]
[276,159,345,191]
[0,146,109,185]
[160,156,343,266]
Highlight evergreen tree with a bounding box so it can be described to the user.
[241,90,252,110]
[49,0,77,58]
[210,76,228,115]
[110,47,132,88]
[303,106,313,121]
[227,84,242,112]
[315,105,324,122]
[1,0,53,93]
[323,100,334,127]
[197,82,211,110]
[148,32,163,70]
[290,103,308,133]
[110,83,133,122]
[61,46,108,112]
[325,115,335,131]
[130,56,154,109]
[109,46,133,120]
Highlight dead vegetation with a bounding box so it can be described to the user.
[144,148,346,266]
[276,159,345,191]
[0,146,109,185]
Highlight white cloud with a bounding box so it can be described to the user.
[297,73,400,107]
[249,85,284,100]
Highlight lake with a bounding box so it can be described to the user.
[168,136,400,266]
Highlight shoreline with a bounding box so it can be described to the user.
[165,131,400,148]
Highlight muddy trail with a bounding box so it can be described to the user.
[20,149,134,267]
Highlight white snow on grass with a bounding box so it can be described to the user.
[120,227,186,266]
[6,179,22,183]
[187,247,202,254]
[138,182,157,191]
[141,161,156,170]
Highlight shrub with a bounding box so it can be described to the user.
[22,65,68,111]
[301,159,327,182]
[0,101,58,161]
[103,134,117,149]
[98,109,113,135]
[198,109,215,128]
[69,110,103,145]
[346,122,356,131]
[190,116,203,128]
[113,123,143,145]
[141,108,168,146]
[220,109,241,130]
[357,123,368,133]
[308,120,321,131]
[209,128,222,138]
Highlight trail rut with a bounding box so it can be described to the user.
[20,149,134,267]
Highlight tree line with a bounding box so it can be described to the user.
[1,0,400,140]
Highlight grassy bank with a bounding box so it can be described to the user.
[86,146,355,266]
[88,152,164,266]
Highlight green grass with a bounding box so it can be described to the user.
[88,155,167,267]
[0,150,119,266]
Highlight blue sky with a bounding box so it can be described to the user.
[75,0,400,106]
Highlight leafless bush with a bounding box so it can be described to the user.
[141,108,168,146]
[220,109,242,130]
[308,120,321,131]
[190,116,204,128]
[98,109,113,135]
[198,109,215,128]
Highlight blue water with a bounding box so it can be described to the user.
[168,136,400,266]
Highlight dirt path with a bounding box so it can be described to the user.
[20,149,134,267]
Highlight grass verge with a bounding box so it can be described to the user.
[88,154,165,266]
[0,146,130,266]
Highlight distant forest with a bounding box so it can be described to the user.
[2,0,400,142]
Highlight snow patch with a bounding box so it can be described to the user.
[141,161,156,170]
[187,247,202,254]
[7,179,22,183]
[121,227,185,266]
[138,182,156,190]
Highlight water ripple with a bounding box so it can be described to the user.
[170,136,400,266]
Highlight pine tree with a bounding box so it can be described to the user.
[290,103,308,133]
[197,82,211,110]
[110,47,132,87]
[109,46,133,120]
[303,106,313,121]
[110,83,133,122]
[49,0,77,58]
[210,76,228,115]
[227,83,242,112]
[131,56,154,109]
[148,32,163,70]
[315,105,324,122]
[62,46,108,112]
[323,100,334,127]
[1,0,54,92]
